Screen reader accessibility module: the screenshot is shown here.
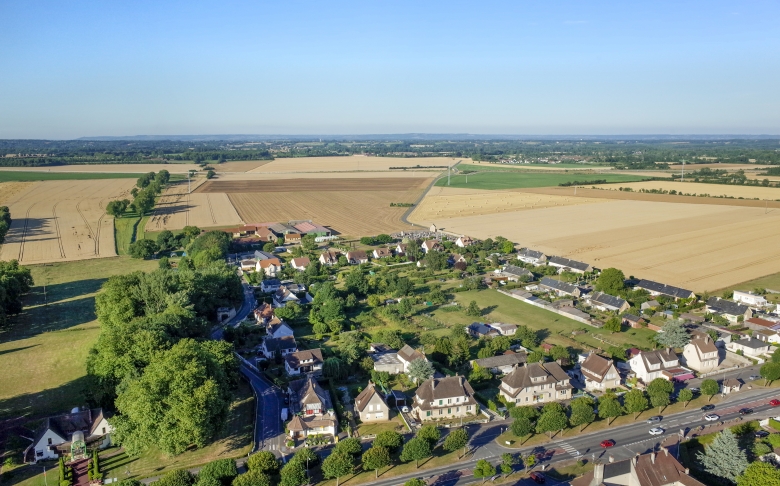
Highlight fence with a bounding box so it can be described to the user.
[497,289,596,327]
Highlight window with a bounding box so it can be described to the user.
[467,405,472,411]
[448,399,452,404]
[448,408,451,414]
[368,404,373,411]
[426,411,431,417]
[102,427,106,434]
[457,407,460,412]
[47,438,52,445]
[439,409,443,415]
[439,400,443,405]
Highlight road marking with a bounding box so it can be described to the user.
[558,442,580,456]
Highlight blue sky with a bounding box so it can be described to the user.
[1,1,778,138]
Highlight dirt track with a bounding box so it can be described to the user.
[197,178,432,193]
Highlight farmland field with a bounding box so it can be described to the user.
[0,162,201,174]
[145,181,243,232]
[458,162,612,171]
[0,180,136,264]
[434,170,649,190]
[0,181,34,204]
[0,171,139,181]
[197,177,432,193]
[593,180,780,200]
[230,189,424,236]
[249,155,465,173]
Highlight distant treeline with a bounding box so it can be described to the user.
[389,165,449,170]
[559,180,607,186]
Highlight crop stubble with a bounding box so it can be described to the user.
[146,182,243,232]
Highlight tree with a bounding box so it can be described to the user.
[443,428,469,458]
[516,325,539,348]
[522,453,536,472]
[646,378,674,397]
[549,345,570,362]
[623,389,649,419]
[334,437,362,457]
[321,452,354,486]
[338,332,364,365]
[106,199,130,217]
[599,396,623,424]
[400,437,432,468]
[736,461,780,486]
[279,459,307,486]
[678,388,694,407]
[231,470,270,486]
[469,362,492,383]
[509,406,539,421]
[407,358,434,383]
[569,397,595,432]
[510,417,533,438]
[129,239,159,259]
[132,189,156,215]
[527,351,544,363]
[603,317,621,333]
[654,320,690,349]
[761,362,780,385]
[0,260,34,328]
[404,480,427,486]
[247,451,280,474]
[535,407,567,438]
[448,336,471,367]
[465,300,481,317]
[473,460,496,483]
[374,430,403,452]
[650,392,670,412]
[696,429,749,482]
[416,424,441,446]
[701,379,720,401]
[198,459,238,486]
[362,446,391,479]
[595,268,626,295]
[772,347,780,364]
[501,240,515,254]
[157,470,195,486]
[500,453,518,475]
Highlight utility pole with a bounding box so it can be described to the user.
[681,159,686,182]
[188,170,191,194]
[448,166,451,186]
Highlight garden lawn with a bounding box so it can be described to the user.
[356,414,408,436]
[434,170,649,190]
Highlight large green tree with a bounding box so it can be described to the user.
[623,389,649,419]
[374,430,404,452]
[473,460,496,483]
[247,451,280,474]
[599,395,623,424]
[654,320,690,349]
[321,452,354,486]
[442,428,469,458]
[701,379,720,401]
[197,459,238,486]
[569,397,596,432]
[594,268,626,295]
[535,405,568,438]
[0,259,33,328]
[362,446,391,479]
[761,362,780,385]
[696,429,749,482]
[737,461,780,486]
[400,438,432,468]
[279,459,307,486]
[407,358,435,383]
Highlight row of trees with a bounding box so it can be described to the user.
[0,206,10,244]
[0,259,33,329]
[106,170,171,218]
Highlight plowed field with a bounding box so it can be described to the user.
[0,179,135,264]
[197,177,432,193]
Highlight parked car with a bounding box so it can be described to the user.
[749,375,759,381]
[649,427,665,435]
[646,416,663,423]
[739,408,754,415]
[770,399,780,407]
[701,404,715,411]
[529,472,546,484]
[756,430,770,438]
[600,440,615,448]
[690,387,700,393]
[704,414,720,421]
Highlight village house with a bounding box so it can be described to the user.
[260,278,282,293]
[272,286,312,308]
[726,336,771,358]
[373,247,392,259]
[706,297,753,323]
[547,256,592,274]
[467,322,500,339]
[267,319,295,339]
[412,376,479,421]
[733,290,768,308]
[285,233,302,244]
[470,352,527,375]
[587,292,630,314]
[629,349,692,383]
[495,265,533,282]
[395,243,408,255]
[455,236,474,248]
[754,329,780,344]
[25,408,113,462]
[421,240,442,254]
[260,335,298,360]
[254,226,277,242]
[621,314,646,328]
[488,322,517,336]
[371,347,404,374]
[240,259,256,272]
[539,277,582,298]
[354,382,390,422]
[579,353,621,392]
[257,258,283,277]
[570,447,706,486]
[285,348,324,376]
[634,280,696,300]
[345,250,369,264]
[293,221,331,237]
[397,344,428,373]
[517,249,547,266]
[499,362,572,405]
[319,250,339,266]
[290,257,310,271]
[745,317,780,332]
[722,378,742,395]
[682,335,720,373]
[286,376,338,439]
[254,302,275,325]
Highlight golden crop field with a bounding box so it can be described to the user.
[0,179,136,264]
[0,163,202,174]
[230,189,424,236]
[249,155,465,173]
[410,192,780,291]
[146,182,243,232]
[594,180,780,200]
[0,182,34,205]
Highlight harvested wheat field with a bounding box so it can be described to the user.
[197,177,432,193]
[211,171,441,182]
[145,182,243,232]
[0,163,201,174]
[214,160,273,172]
[0,179,136,264]
[593,181,780,200]
[667,163,772,170]
[0,182,34,205]
[230,189,423,236]
[413,186,605,220]
[249,156,465,173]
[410,197,780,291]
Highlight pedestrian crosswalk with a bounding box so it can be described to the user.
[559,442,580,456]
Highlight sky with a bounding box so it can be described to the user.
[1,1,779,138]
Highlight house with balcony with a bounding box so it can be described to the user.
[411,376,479,421]
[499,362,572,405]
[285,348,324,376]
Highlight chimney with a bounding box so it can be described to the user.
[608,455,614,463]
[632,455,638,467]
[661,446,669,456]
[651,452,656,464]
[593,463,604,485]
[685,468,690,474]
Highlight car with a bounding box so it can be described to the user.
[756,430,771,438]
[701,404,715,411]
[704,414,720,421]
[749,375,759,381]
[646,416,663,423]
[770,399,780,407]
[649,427,665,435]
[401,406,410,413]
[739,408,754,415]
[690,387,700,393]
[529,472,546,484]
[600,440,615,448]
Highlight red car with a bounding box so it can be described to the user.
[770,399,780,407]
[600,440,615,448]
[529,471,546,484]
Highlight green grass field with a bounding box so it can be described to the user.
[464,162,611,170]
[114,215,142,255]
[716,271,780,305]
[435,170,649,190]
[0,257,157,419]
[0,171,139,182]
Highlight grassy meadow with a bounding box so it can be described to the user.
[435,170,649,190]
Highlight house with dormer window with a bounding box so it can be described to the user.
[412,376,478,421]
[286,376,337,439]
[579,353,621,392]
[499,362,572,405]
[285,348,324,376]
[629,349,693,383]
